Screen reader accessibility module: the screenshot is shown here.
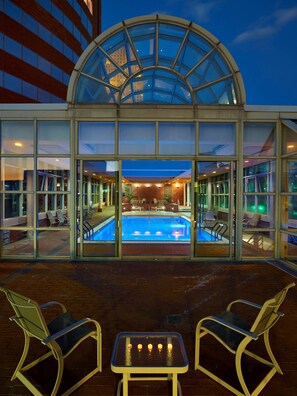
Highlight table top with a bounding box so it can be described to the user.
[111,332,188,374]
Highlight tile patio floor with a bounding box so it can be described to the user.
[0,260,296,396]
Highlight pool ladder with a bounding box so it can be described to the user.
[210,222,228,240]
[77,220,94,239]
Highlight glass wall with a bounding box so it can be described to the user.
[0,120,71,258]
[194,161,234,258]
[0,117,294,262]
[242,123,276,258]
[77,160,118,258]
[280,122,297,261]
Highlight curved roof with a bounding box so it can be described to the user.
[67,15,245,105]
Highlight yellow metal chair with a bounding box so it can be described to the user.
[195,282,295,396]
[0,287,102,396]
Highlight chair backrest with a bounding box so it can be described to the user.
[0,287,50,341]
[47,211,57,225]
[251,283,295,336]
[56,209,65,222]
[249,213,260,227]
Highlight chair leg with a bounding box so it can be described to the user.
[263,331,283,374]
[50,355,64,396]
[194,329,201,370]
[235,342,251,396]
[12,331,30,381]
[195,325,207,370]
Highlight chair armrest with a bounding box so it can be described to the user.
[42,317,101,345]
[40,301,67,313]
[197,315,258,340]
[227,299,262,312]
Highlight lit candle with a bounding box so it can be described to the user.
[158,343,163,351]
[167,343,173,351]
[148,343,153,351]
[137,343,142,351]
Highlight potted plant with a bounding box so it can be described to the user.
[124,185,138,203]
[164,194,172,204]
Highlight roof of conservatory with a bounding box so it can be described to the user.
[67,15,245,105]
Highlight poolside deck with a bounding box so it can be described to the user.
[0,260,296,395]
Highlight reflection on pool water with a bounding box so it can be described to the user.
[88,216,218,242]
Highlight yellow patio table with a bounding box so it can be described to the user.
[111,332,189,396]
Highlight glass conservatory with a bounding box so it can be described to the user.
[0,15,297,263]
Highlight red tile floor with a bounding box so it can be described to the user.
[0,260,296,395]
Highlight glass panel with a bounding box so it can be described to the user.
[119,122,155,155]
[242,195,274,228]
[199,123,235,155]
[243,160,275,193]
[282,160,297,192]
[78,160,118,257]
[158,23,186,67]
[37,121,70,154]
[1,158,34,191]
[243,123,275,156]
[1,193,33,227]
[175,31,212,75]
[78,122,115,154]
[128,24,156,67]
[188,50,229,88]
[82,47,126,87]
[1,230,34,256]
[1,121,34,154]
[38,230,70,257]
[195,77,237,104]
[75,74,119,103]
[101,31,139,75]
[281,196,297,232]
[282,122,297,155]
[159,122,195,155]
[242,231,274,258]
[122,160,191,257]
[280,232,297,260]
[37,158,70,191]
[121,69,192,104]
[195,161,232,257]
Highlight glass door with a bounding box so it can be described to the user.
[121,160,191,258]
[76,160,119,258]
[194,161,235,258]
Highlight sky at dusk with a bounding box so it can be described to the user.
[102,0,297,106]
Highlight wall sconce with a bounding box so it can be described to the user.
[145,184,151,188]
[175,183,179,189]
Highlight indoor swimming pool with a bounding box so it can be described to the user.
[88,216,221,242]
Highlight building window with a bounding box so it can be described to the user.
[119,122,155,155]
[199,123,235,155]
[79,122,115,154]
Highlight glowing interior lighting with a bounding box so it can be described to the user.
[14,142,23,147]
[212,171,216,174]
[288,145,294,148]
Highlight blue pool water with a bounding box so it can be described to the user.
[88,216,217,242]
